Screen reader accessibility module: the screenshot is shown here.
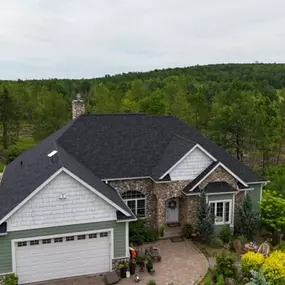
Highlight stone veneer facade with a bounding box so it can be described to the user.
[110,166,245,229]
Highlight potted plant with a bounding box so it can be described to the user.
[146,258,154,273]
[136,253,146,272]
[129,260,136,275]
[159,225,166,237]
[119,262,128,278]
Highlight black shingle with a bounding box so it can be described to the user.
[204,182,238,194]
[0,114,265,221]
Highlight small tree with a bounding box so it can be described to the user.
[197,190,214,242]
[261,190,285,243]
[234,194,259,240]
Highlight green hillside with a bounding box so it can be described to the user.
[1,63,285,172]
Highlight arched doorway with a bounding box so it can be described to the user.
[165,197,179,224]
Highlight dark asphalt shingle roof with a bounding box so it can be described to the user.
[204,182,238,194]
[0,121,135,222]
[188,181,238,195]
[0,114,265,221]
[152,135,196,180]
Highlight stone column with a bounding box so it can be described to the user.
[157,199,166,228]
[72,94,85,119]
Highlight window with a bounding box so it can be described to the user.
[42,239,51,244]
[30,240,39,246]
[66,236,75,241]
[89,233,97,239]
[100,232,108,237]
[54,237,63,243]
[122,191,146,218]
[17,241,27,247]
[209,200,231,225]
[77,235,86,240]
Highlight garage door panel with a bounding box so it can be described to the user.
[15,232,111,284]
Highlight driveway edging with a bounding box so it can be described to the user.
[188,240,209,284]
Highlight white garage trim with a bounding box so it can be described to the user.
[11,228,114,276]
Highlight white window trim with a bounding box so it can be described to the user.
[209,199,232,225]
[123,197,146,218]
[11,228,114,276]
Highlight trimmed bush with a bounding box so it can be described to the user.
[277,241,285,252]
[215,252,237,279]
[263,250,285,285]
[129,219,159,245]
[182,223,193,239]
[147,280,156,285]
[1,273,19,285]
[210,237,224,248]
[242,251,265,276]
[219,226,232,243]
[216,274,225,285]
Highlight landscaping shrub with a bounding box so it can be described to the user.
[5,146,24,164]
[129,219,159,245]
[215,252,237,279]
[204,275,213,285]
[197,190,215,242]
[147,280,156,285]
[277,241,285,252]
[248,270,271,285]
[263,250,285,285]
[182,223,193,239]
[216,274,225,285]
[219,226,232,243]
[242,252,265,276]
[1,273,18,285]
[234,194,259,240]
[210,237,224,248]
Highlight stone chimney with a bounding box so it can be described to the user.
[72,94,85,119]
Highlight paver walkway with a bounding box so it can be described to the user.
[31,239,208,285]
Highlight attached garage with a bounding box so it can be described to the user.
[13,230,112,284]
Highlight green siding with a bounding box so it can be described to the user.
[207,193,234,236]
[0,221,126,274]
[247,184,262,213]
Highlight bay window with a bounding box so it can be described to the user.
[209,200,231,225]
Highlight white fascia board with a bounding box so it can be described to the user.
[62,168,131,217]
[0,168,64,225]
[159,144,217,180]
[218,163,248,187]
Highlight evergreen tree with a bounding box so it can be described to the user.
[234,194,259,239]
[197,190,215,242]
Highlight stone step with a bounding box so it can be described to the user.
[161,226,183,239]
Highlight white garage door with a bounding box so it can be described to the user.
[15,231,111,284]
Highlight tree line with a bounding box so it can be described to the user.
[1,63,285,172]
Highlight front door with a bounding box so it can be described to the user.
[165,198,179,223]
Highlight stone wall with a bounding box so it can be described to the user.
[180,196,199,228]
[153,181,190,228]
[200,166,237,189]
[109,179,157,226]
[109,179,194,228]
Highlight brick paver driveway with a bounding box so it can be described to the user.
[32,240,208,285]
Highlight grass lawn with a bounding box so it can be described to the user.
[15,135,36,150]
[0,162,5,172]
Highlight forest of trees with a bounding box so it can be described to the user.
[1,63,285,172]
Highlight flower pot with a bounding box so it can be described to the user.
[120,267,127,278]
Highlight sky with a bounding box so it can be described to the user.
[0,0,285,80]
